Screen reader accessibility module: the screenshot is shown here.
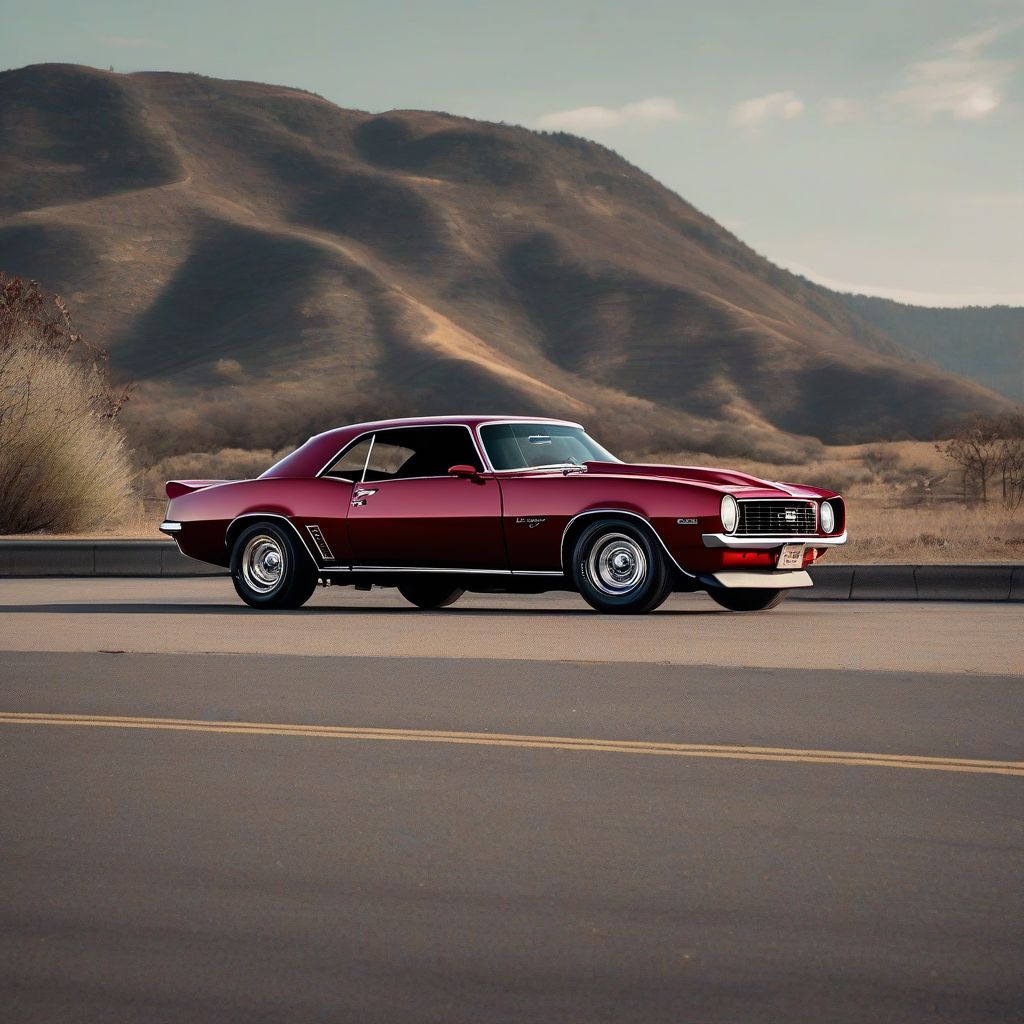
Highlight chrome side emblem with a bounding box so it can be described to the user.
[306,524,334,559]
[515,517,547,529]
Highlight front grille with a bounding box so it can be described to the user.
[736,500,816,536]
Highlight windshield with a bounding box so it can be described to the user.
[480,423,618,471]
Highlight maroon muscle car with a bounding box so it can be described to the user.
[160,415,847,613]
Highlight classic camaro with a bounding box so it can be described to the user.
[160,415,847,613]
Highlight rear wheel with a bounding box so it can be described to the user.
[398,580,465,610]
[230,521,317,609]
[571,519,674,614]
[707,588,788,612]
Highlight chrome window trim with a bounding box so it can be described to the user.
[702,530,847,549]
[559,509,695,579]
[315,423,488,481]
[225,512,325,567]
[360,434,376,484]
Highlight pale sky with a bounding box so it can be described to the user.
[3,0,1022,307]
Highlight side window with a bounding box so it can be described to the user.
[364,439,416,481]
[367,427,483,481]
[323,437,373,481]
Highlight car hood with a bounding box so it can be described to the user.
[582,461,823,499]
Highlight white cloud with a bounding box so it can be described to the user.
[820,97,866,125]
[730,90,804,130]
[536,96,685,132]
[96,33,157,48]
[889,20,1021,120]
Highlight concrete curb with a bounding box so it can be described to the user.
[0,542,1020,600]
[794,564,1022,601]
[0,540,226,578]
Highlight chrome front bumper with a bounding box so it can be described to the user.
[706,569,812,589]
[702,531,847,549]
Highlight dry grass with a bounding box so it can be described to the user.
[646,440,1023,564]
[7,424,1021,560]
[832,497,1023,564]
[0,342,138,533]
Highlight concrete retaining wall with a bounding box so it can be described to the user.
[0,540,225,578]
[793,564,1023,601]
[0,541,1020,599]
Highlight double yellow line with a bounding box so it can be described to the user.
[2,712,1022,777]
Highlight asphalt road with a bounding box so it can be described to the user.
[1,580,1022,1023]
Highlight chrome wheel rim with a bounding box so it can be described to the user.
[241,534,285,594]
[588,532,646,595]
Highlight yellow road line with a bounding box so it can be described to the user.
[2,712,1022,776]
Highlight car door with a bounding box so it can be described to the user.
[308,435,376,566]
[346,426,507,571]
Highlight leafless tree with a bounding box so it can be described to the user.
[998,413,1024,512]
[937,412,1024,509]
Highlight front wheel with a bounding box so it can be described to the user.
[398,580,465,610]
[571,519,675,614]
[230,521,317,609]
[707,588,788,612]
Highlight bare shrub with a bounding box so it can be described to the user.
[937,412,1024,507]
[861,446,900,480]
[0,276,137,533]
[898,467,949,508]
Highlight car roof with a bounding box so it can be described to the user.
[261,415,586,479]
[310,414,584,439]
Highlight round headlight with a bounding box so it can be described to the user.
[820,501,835,534]
[720,494,739,534]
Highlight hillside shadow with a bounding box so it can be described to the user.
[113,219,343,379]
[0,65,182,215]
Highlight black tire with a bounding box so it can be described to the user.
[707,588,788,612]
[571,518,674,614]
[230,521,318,609]
[397,580,465,610]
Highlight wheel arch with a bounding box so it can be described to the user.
[225,512,321,569]
[559,509,694,578]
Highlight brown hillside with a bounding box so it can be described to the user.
[0,63,1011,462]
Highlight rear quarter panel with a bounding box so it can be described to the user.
[167,478,353,567]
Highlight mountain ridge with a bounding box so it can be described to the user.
[831,291,1024,404]
[0,62,1014,462]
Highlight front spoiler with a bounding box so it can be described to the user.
[700,570,813,590]
[702,531,847,549]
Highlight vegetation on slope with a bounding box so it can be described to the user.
[0,276,136,533]
[0,63,1012,469]
[836,293,1024,404]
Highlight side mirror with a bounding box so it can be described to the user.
[448,464,479,479]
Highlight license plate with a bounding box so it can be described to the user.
[777,543,805,570]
